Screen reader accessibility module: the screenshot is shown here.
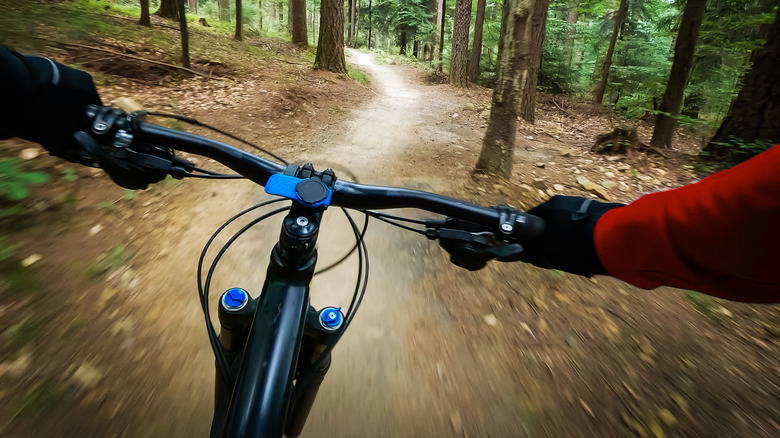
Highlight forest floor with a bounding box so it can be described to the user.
[1,4,779,438]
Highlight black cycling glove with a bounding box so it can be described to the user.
[524,195,624,277]
[0,47,102,160]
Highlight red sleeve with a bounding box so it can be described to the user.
[594,145,780,303]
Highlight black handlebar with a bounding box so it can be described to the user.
[88,107,545,245]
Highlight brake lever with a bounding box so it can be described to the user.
[425,226,525,271]
[76,106,196,189]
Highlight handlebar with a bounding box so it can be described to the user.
[84,106,545,246]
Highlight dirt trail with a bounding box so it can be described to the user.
[113,50,520,437]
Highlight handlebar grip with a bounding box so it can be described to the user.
[513,213,546,245]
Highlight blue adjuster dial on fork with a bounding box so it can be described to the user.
[264,174,333,207]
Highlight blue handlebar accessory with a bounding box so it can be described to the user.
[264,174,332,207]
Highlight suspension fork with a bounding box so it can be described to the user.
[210,203,328,437]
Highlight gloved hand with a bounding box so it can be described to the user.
[524,195,624,277]
[0,47,102,160]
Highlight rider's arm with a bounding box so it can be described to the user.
[594,144,780,304]
[0,46,101,155]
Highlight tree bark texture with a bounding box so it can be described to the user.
[291,0,307,45]
[476,0,535,178]
[220,0,230,22]
[235,0,244,40]
[139,0,151,26]
[438,0,445,72]
[649,0,706,148]
[348,0,357,46]
[188,0,198,13]
[156,0,180,20]
[177,0,190,68]
[519,0,549,123]
[315,0,347,72]
[593,0,627,104]
[449,0,473,86]
[707,7,780,154]
[467,0,486,83]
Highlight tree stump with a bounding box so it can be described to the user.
[198,17,211,27]
[592,126,642,154]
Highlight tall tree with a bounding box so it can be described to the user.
[467,0,486,83]
[437,0,445,72]
[314,0,347,72]
[706,6,780,157]
[432,0,442,65]
[235,0,244,40]
[564,0,579,69]
[650,0,707,148]
[156,0,180,20]
[177,0,190,68]
[258,0,263,30]
[220,0,230,21]
[139,0,151,26]
[449,0,473,86]
[291,0,307,45]
[593,0,627,104]
[188,0,198,13]
[475,0,536,177]
[519,0,549,122]
[348,0,357,47]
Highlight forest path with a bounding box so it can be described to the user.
[112,49,526,437]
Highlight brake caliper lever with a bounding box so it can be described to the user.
[76,105,196,189]
[425,218,524,271]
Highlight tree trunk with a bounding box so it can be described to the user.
[139,0,151,26]
[650,0,706,148]
[188,0,198,13]
[564,0,579,69]
[220,0,230,22]
[235,0,243,40]
[413,39,419,57]
[706,7,780,156]
[258,0,263,30]
[156,0,179,20]
[449,0,472,86]
[315,0,347,72]
[291,0,307,45]
[288,0,293,35]
[467,0,486,83]
[475,0,535,178]
[177,0,190,68]
[348,0,357,47]
[368,0,372,49]
[593,0,627,104]
[519,0,549,123]
[400,31,408,55]
[436,0,445,71]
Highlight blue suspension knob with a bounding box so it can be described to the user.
[319,307,343,331]
[221,288,249,311]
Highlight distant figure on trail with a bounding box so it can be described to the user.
[1,46,778,304]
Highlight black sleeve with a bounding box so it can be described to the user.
[0,47,101,154]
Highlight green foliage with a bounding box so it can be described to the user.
[348,66,371,85]
[13,380,63,421]
[0,237,15,262]
[0,159,50,202]
[702,137,774,163]
[0,158,49,219]
[60,168,78,182]
[85,244,134,280]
